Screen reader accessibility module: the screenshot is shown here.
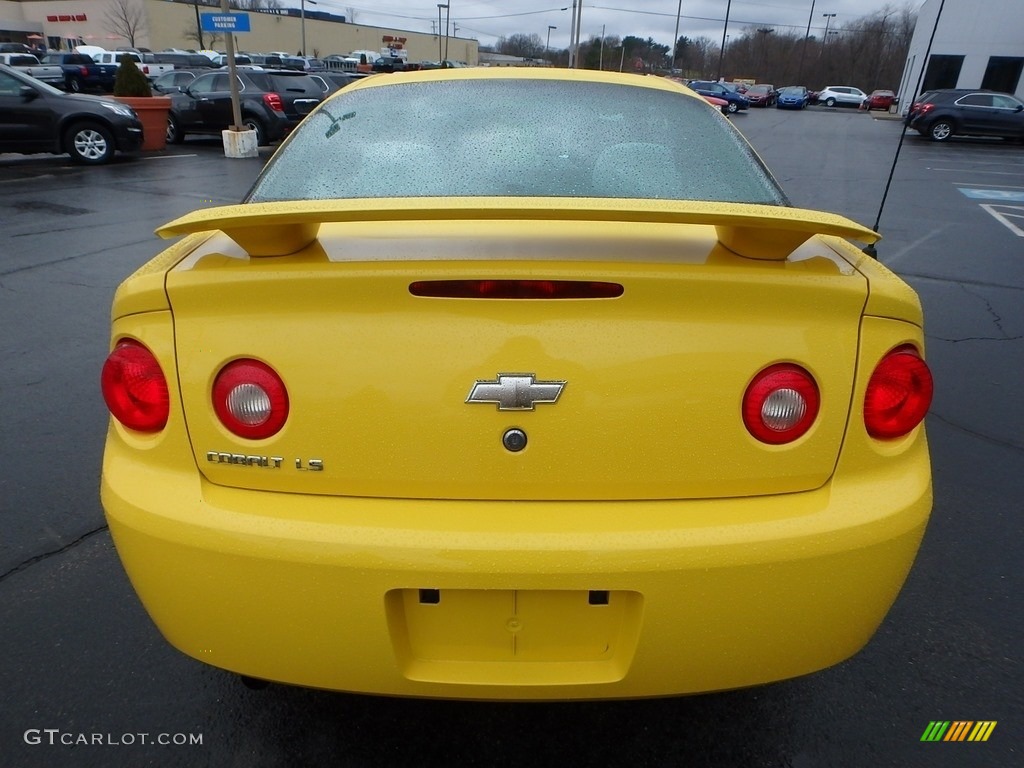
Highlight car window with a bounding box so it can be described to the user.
[267,74,320,95]
[0,71,23,95]
[957,94,993,107]
[249,80,788,205]
[188,74,217,93]
[992,94,1022,109]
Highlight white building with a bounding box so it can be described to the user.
[900,0,1024,109]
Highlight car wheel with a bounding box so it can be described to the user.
[166,114,185,145]
[243,116,268,146]
[929,120,954,142]
[824,97,836,107]
[64,122,115,165]
[67,76,82,93]
[726,101,739,114]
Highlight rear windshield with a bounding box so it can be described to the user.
[248,79,788,204]
[248,72,320,95]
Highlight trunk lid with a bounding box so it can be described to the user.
[163,201,871,501]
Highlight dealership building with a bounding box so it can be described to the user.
[899,0,1024,107]
[0,0,478,64]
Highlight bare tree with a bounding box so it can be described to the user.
[232,0,283,10]
[105,0,146,48]
[497,33,545,59]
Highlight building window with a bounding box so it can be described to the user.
[923,54,964,91]
[981,56,1023,95]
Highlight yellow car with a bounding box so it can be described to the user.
[100,68,933,700]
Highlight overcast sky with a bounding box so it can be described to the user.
[308,1,923,50]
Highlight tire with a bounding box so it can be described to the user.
[64,122,115,165]
[166,114,185,145]
[726,101,739,114]
[243,115,268,146]
[929,120,954,142]
[824,97,836,107]
[66,76,82,93]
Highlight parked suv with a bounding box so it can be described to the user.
[687,81,750,113]
[165,69,323,145]
[0,63,143,164]
[816,86,867,108]
[905,89,1024,142]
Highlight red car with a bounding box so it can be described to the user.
[862,89,896,111]
[745,83,776,107]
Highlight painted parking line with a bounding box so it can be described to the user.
[979,204,1024,237]
[956,188,1024,237]
[958,188,1024,202]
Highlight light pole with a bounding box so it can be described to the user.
[599,23,605,70]
[671,0,682,72]
[717,0,732,81]
[820,12,836,57]
[444,1,451,60]
[798,0,815,84]
[300,0,317,56]
[546,25,556,56]
[437,4,447,62]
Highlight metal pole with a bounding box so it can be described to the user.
[599,24,605,70]
[301,0,305,56]
[567,0,577,67]
[716,0,731,80]
[671,0,682,73]
[437,4,445,62]
[444,2,451,60]
[573,0,583,68]
[820,13,835,58]
[546,25,556,62]
[797,0,815,84]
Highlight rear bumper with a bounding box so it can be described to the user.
[102,432,931,700]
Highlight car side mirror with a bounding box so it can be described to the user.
[19,85,38,102]
[1016,104,1024,113]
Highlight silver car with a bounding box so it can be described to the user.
[817,85,867,108]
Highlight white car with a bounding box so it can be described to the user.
[817,86,867,108]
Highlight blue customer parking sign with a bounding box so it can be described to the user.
[200,13,251,33]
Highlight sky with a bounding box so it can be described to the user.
[300,1,924,50]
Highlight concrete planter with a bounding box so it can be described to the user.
[222,128,259,159]
[114,96,172,152]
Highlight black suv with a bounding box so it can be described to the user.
[905,89,1024,142]
[0,63,143,164]
[165,69,323,145]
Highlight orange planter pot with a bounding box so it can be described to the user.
[114,96,172,151]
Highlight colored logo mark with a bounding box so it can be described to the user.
[921,721,997,742]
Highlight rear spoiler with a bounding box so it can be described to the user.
[156,198,879,261]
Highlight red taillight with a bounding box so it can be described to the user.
[79,66,89,77]
[409,280,624,299]
[864,346,933,439]
[212,359,289,439]
[263,93,284,113]
[101,340,169,432]
[743,364,820,444]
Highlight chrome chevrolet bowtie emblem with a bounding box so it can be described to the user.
[466,374,566,411]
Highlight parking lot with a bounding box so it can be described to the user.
[1,106,1022,767]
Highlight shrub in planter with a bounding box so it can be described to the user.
[113,55,152,97]
[111,55,171,151]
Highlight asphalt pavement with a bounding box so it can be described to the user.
[0,111,1021,767]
